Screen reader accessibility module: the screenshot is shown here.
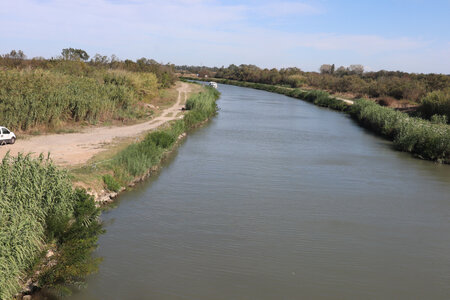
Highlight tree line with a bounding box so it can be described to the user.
[0,49,179,132]
[179,63,449,121]
[178,63,449,104]
[0,49,177,88]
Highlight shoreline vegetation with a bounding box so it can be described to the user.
[0,83,219,299]
[0,154,103,299]
[178,64,450,122]
[188,77,449,164]
[97,86,219,196]
[0,49,177,135]
[0,49,447,299]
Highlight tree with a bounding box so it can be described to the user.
[4,50,26,59]
[335,66,347,76]
[61,48,89,61]
[349,64,364,75]
[91,53,109,65]
[319,64,333,74]
[110,54,120,63]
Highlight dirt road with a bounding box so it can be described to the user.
[0,82,192,166]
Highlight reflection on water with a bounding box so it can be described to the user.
[63,84,450,300]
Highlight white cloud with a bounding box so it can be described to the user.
[0,0,446,73]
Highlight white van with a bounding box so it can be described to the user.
[0,127,16,145]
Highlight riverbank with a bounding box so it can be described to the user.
[2,83,219,300]
[78,85,220,205]
[64,81,450,300]
[0,82,200,166]
[187,77,449,164]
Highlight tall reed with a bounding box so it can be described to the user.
[0,69,159,131]
[0,153,103,298]
[106,86,219,187]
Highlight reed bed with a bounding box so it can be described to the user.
[0,154,103,298]
[351,99,450,163]
[104,87,219,188]
[0,69,158,131]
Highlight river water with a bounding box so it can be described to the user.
[68,83,450,300]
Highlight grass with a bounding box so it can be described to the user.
[1,81,207,299]
[351,99,450,163]
[69,84,219,192]
[418,89,450,123]
[0,154,103,299]
[102,174,121,192]
[110,86,219,183]
[0,69,159,133]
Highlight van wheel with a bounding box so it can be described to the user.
[0,141,5,146]
[10,137,16,145]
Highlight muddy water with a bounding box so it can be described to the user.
[67,84,450,299]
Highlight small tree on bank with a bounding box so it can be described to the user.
[61,48,90,61]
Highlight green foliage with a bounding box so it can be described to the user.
[39,189,104,294]
[61,48,90,61]
[0,154,72,298]
[0,154,104,299]
[431,114,448,124]
[102,174,121,192]
[183,64,449,103]
[194,78,350,113]
[351,99,450,163]
[1,49,177,88]
[419,89,450,123]
[184,87,220,127]
[0,69,157,131]
[108,87,219,184]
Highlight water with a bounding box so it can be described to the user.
[67,84,450,299]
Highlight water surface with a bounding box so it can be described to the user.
[68,83,450,300]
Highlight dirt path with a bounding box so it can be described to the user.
[0,82,192,166]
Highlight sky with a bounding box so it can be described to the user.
[0,0,449,73]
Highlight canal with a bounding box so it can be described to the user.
[68,83,450,299]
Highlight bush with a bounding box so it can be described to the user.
[0,154,103,299]
[0,69,158,131]
[39,189,104,295]
[377,96,396,107]
[351,99,450,162]
[419,89,450,123]
[102,174,121,192]
[184,87,219,128]
[108,86,219,182]
[431,114,448,124]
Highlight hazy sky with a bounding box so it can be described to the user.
[1,0,449,73]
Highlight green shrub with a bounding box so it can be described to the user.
[419,89,450,123]
[0,154,103,299]
[108,86,219,183]
[102,174,121,192]
[148,131,176,148]
[351,99,450,162]
[39,189,104,295]
[0,69,158,131]
[431,114,448,124]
